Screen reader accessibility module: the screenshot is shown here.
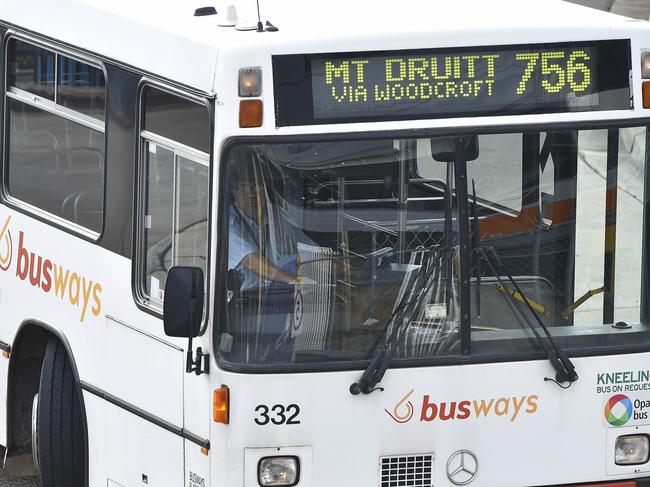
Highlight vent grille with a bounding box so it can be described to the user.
[379,454,434,487]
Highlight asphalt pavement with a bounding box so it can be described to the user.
[0,478,39,487]
[568,0,650,18]
[1,1,649,487]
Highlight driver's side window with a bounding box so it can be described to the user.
[136,85,211,310]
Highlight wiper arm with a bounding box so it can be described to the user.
[350,247,449,395]
[479,246,578,385]
[471,181,480,317]
[444,162,453,313]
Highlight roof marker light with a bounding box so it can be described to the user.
[643,51,650,79]
[239,67,262,97]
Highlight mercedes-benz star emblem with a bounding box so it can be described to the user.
[446,450,478,485]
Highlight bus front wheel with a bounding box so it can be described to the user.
[37,337,86,487]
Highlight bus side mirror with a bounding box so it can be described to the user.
[163,266,204,338]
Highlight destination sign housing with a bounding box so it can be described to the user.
[272,40,631,126]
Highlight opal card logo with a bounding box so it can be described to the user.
[604,394,633,426]
[0,215,103,322]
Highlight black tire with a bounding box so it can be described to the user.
[37,337,85,487]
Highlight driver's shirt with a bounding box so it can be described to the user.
[228,204,272,290]
[228,202,317,290]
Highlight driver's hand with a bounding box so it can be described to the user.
[290,276,317,285]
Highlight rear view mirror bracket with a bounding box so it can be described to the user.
[186,338,210,376]
[163,266,209,376]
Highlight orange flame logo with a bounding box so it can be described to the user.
[0,216,12,272]
[385,389,415,423]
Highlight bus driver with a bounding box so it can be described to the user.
[227,159,307,290]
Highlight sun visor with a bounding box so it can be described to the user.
[257,140,397,175]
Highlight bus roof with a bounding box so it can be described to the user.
[0,0,640,92]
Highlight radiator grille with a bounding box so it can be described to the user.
[379,454,434,487]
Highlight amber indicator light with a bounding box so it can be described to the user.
[200,447,209,456]
[643,81,650,109]
[213,385,230,424]
[239,100,263,127]
[2,351,8,359]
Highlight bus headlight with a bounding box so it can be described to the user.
[615,435,650,465]
[258,456,299,486]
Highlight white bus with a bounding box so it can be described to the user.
[0,0,649,486]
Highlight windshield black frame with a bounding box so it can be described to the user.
[214,118,650,374]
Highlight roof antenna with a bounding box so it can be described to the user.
[256,0,264,32]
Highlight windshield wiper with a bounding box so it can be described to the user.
[468,184,576,385]
[349,246,450,395]
[479,246,578,386]
[472,181,480,317]
[351,156,462,396]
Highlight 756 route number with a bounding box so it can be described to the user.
[515,50,591,95]
[254,404,301,425]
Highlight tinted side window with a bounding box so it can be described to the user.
[8,39,55,101]
[7,100,104,231]
[139,88,210,309]
[143,87,210,153]
[57,54,106,119]
[5,39,105,234]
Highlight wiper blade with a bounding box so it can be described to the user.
[349,247,450,395]
[479,246,578,385]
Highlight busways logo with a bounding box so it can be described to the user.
[0,216,12,271]
[385,389,539,423]
[0,215,103,322]
[385,389,416,423]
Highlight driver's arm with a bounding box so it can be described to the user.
[241,252,300,284]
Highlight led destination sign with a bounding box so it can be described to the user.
[272,40,631,126]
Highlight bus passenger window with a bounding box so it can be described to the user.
[5,38,105,234]
[8,39,55,100]
[137,86,210,310]
[57,53,105,120]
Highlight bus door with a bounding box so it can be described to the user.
[104,84,212,487]
[103,315,186,487]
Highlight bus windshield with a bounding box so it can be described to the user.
[218,125,650,368]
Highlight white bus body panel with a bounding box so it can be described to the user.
[209,353,650,486]
[0,209,208,486]
[213,22,650,139]
[0,0,219,93]
[0,0,636,96]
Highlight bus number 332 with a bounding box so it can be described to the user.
[516,50,591,95]
[254,404,302,425]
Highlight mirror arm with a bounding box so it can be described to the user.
[186,336,210,376]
